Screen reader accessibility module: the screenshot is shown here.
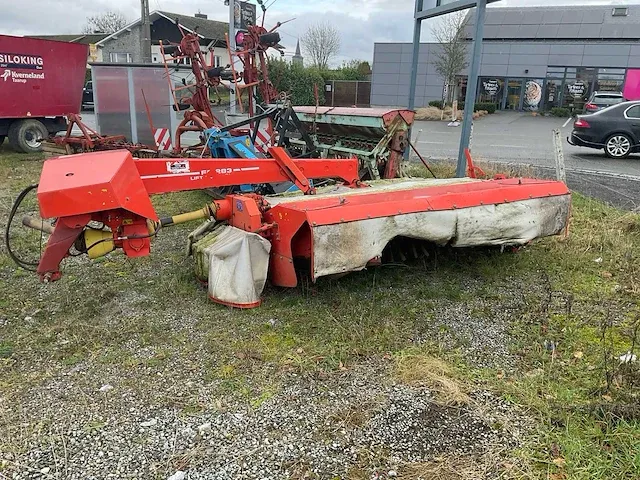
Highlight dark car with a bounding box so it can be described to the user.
[568,101,640,158]
[81,81,94,110]
[583,91,625,114]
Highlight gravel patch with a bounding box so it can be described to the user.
[1,364,528,480]
[411,277,546,369]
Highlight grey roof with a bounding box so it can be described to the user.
[463,4,640,40]
[26,34,108,44]
[157,11,228,41]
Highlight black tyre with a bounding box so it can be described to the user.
[0,135,4,147]
[604,133,632,159]
[7,119,48,153]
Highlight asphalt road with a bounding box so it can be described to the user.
[412,111,640,178]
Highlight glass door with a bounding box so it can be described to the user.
[505,79,523,110]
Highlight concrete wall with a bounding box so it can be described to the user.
[371,41,640,107]
[150,45,230,67]
[99,26,144,63]
[100,27,231,67]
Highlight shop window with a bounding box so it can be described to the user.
[478,77,504,106]
[597,68,626,93]
[523,79,544,111]
[563,79,589,110]
[562,68,594,111]
[544,79,562,110]
[456,76,467,103]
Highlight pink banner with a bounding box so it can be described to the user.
[623,69,640,100]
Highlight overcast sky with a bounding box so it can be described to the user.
[3,0,637,64]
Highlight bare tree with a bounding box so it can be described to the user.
[83,11,128,34]
[300,22,341,70]
[431,11,469,104]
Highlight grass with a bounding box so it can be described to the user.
[395,352,470,405]
[1,147,639,478]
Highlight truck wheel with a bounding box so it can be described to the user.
[8,119,48,153]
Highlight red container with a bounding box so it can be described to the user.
[0,35,88,118]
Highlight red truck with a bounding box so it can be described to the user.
[0,35,88,153]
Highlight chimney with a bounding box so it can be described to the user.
[194,12,207,19]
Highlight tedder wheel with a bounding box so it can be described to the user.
[8,119,48,153]
[604,133,632,159]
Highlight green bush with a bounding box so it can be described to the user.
[439,101,496,114]
[474,102,497,114]
[550,107,571,117]
[266,58,370,106]
[267,59,325,106]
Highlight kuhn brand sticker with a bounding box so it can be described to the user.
[166,160,190,174]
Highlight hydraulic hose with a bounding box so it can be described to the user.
[5,184,40,271]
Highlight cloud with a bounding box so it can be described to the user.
[1,0,636,63]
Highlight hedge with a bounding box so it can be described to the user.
[550,107,571,117]
[426,100,496,114]
[266,59,370,106]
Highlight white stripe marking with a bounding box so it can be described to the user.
[141,170,204,180]
[562,117,573,128]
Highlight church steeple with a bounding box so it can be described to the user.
[292,39,303,66]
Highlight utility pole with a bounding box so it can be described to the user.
[405,0,423,160]
[140,0,152,63]
[455,0,487,177]
[228,0,237,114]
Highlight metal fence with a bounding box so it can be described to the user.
[324,80,371,107]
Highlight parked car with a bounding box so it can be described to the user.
[82,81,94,110]
[583,91,625,114]
[568,101,640,158]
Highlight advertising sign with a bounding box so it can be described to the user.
[524,80,542,111]
[567,80,586,98]
[482,79,500,96]
[234,1,256,31]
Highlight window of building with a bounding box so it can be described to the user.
[597,68,626,92]
[546,66,565,78]
[214,55,222,67]
[109,52,132,63]
[456,76,467,103]
[523,79,544,111]
[612,7,628,16]
[625,105,640,119]
[478,77,504,106]
[544,78,562,110]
